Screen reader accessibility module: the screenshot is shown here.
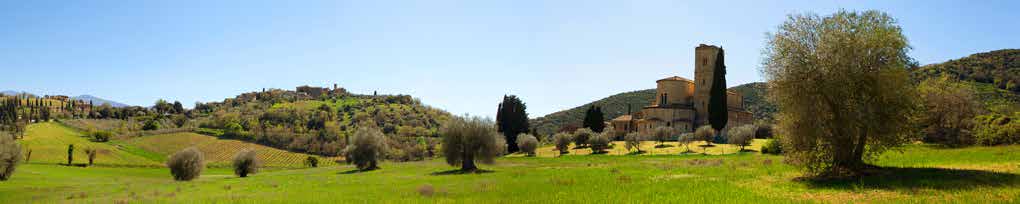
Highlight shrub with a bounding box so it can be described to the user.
[652,127,673,145]
[515,134,538,157]
[624,132,644,153]
[143,120,160,131]
[727,125,755,152]
[305,156,319,168]
[90,130,112,142]
[83,148,97,166]
[972,113,1020,146]
[167,147,205,181]
[222,122,247,139]
[0,133,22,181]
[761,139,783,155]
[345,126,386,171]
[573,128,594,147]
[440,116,502,172]
[553,133,572,155]
[232,149,259,177]
[918,77,981,147]
[588,132,611,154]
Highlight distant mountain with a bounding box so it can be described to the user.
[530,82,772,136]
[71,95,130,107]
[1,90,34,97]
[530,89,656,136]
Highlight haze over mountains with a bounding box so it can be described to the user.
[0,91,130,107]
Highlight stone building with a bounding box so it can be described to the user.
[610,44,753,136]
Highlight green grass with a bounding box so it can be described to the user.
[17,122,161,167]
[123,132,340,168]
[2,144,1019,203]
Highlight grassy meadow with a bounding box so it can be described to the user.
[124,132,341,168]
[4,123,1020,203]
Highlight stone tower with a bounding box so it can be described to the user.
[693,44,721,127]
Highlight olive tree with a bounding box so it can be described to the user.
[572,128,594,147]
[677,133,696,153]
[232,149,259,177]
[652,127,673,147]
[727,125,755,152]
[515,134,539,157]
[0,133,21,181]
[345,126,386,171]
[588,132,611,154]
[624,132,644,153]
[694,126,715,154]
[167,147,205,181]
[552,133,572,155]
[441,116,502,172]
[762,10,917,176]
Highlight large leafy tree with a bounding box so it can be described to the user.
[495,95,529,153]
[582,105,605,133]
[762,10,917,176]
[709,47,729,137]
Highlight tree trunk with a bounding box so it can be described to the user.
[461,152,476,172]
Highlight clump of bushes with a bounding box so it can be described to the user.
[572,128,594,147]
[972,112,1020,146]
[89,130,113,142]
[624,132,644,153]
[345,126,386,171]
[515,134,538,157]
[142,120,160,131]
[167,147,205,181]
[761,139,783,155]
[440,116,502,172]
[553,133,572,155]
[727,125,755,152]
[0,133,22,181]
[232,149,259,177]
[588,132,611,154]
[305,156,319,167]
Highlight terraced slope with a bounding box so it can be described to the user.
[125,132,340,168]
[18,122,162,167]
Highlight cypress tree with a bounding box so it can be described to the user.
[496,95,529,153]
[708,47,729,138]
[582,105,606,133]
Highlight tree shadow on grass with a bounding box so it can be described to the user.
[339,168,379,174]
[430,169,495,176]
[654,144,674,148]
[798,166,1020,191]
[626,150,647,155]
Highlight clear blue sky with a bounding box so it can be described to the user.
[2,0,1018,118]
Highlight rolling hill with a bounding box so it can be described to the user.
[124,132,340,168]
[18,122,162,167]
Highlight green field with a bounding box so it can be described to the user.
[125,132,341,168]
[4,143,1020,203]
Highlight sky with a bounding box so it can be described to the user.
[1,0,1018,118]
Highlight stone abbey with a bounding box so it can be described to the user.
[610,44,752,135]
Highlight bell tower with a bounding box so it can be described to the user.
[693,44,720,127]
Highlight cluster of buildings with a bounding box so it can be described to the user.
[610,44,752,136]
